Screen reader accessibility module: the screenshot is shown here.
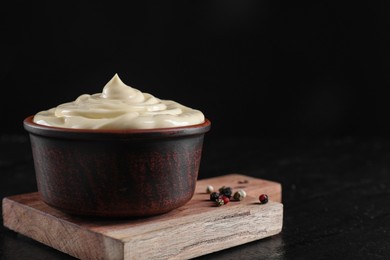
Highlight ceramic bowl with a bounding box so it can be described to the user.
[23,115,211,217]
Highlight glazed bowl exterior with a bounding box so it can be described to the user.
[23,115,211,217]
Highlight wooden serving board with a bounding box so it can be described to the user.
[2,174,283,260]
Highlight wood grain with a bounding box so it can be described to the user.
[2,173,283,260]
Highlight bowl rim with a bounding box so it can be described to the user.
[23,115,211,140]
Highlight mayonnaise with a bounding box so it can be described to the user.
[33,74,205,129]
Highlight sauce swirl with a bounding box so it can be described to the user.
[33,74,205,129]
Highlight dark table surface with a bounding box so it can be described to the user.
[1,133,390,259]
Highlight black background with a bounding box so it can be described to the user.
[2,1,390,138]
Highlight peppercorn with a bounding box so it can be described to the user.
[216,197,225,207]
[210,192,220,201]
[219,186,233,198]
[259,194,269,204]
[220,195,230,205]
[215,195,229,206]
[206,185,214,194]
[233,189,247,201]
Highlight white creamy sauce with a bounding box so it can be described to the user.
[33,74,205,129]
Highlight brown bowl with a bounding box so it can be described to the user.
[23,115,211,218]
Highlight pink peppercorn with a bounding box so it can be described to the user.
[220,195,230,205]
[259,194,269,204]
[216,195,230,206]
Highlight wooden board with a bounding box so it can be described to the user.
[2,174,283,260]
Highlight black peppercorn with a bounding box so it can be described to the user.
[219,186,233,198]
[210,192,220,201]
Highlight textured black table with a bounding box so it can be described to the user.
[1,134,389,259]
